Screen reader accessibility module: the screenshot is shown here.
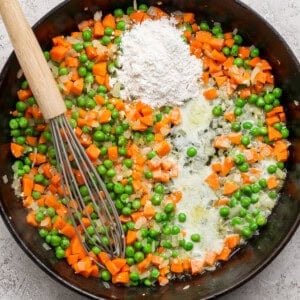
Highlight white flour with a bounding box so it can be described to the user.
[113,18,203,107]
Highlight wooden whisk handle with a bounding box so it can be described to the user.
[0,0,66,120]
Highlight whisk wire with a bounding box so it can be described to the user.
[50,115,125,261]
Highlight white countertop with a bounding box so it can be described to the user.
[0,1,299,299]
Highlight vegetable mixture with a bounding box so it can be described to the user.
[9,4,290,287]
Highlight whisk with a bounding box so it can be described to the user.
[0,0,125,261]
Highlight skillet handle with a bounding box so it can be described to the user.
[0,0,66,120]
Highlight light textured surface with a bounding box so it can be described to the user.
[0,1,299,299]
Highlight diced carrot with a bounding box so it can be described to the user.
[203,87,218,100]
[228,132,242,145]
[22,176,34,197]
[238,47,250,59]
[60,223,76,238]
[213,136,231,149]
[268,126,282,141]
[221,157,234,177]
[92,62,107,76]
[17,89,32,101]
[137,254,153,272]
[215,76,227,87]
[130,11,150,23]
[204,251,217,266]
[53,216,67,230]
[98,251,110,265]
[190,258,204,275]
[223,181,239,195]
[155,140,172,157]
[112,271,130,284]
[50,45,68,62]
[239,87,251,99]
[10,142,24,158]
[143,202,156,218]
[208,38,225,51]
[152,255,164,267]
[266,106,284,117]
[214,198,229,207]
[224,38,235,48]
[205,172,220,190]
[158,276,169,286]
[210,49,227,62]
[126,230,137,245]
[71,78,84,95]
[267,176,279,189]
[211,162,222,173]
[216,246,231,261]
[183,12,195,23]
[224,111,236,123]
[86,144,100,160]
[67,254,79,265]
[98,109,112,123]
[112,258,127,270]
[170,258,183,273]
[65,56,79,68]
[102,14,116,29]
[26,211,38,226]
[33,183,45,193]
[224,234,240,249]
[93,21,104,37]
[107,146,118,161]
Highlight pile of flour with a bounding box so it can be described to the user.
[113,18,202,107]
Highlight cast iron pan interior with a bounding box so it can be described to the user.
[0,0,299,299]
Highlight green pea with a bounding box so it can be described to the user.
[16,101,28,112]
[58,67,68,76]
[132,200,141,210]
[241,135,251,146]
[212,105,223,117]
[47,207,56,217]
[147,151,157,159]
[154,184,164,194]
[268,190,277,199]
[248,94,258,104]
[145,133,154,143]
[171,225,180,235]
[101,270,111,281]
[183,241,194,251]
[55,247,65,259]
[234,57,244,67]
[251,183,261,193]
[267,165,277,174]
[234,34,243,45]
[199,22,210,31]
[39,228,48,238]
[231,122,241,132]
[130,271,140,282]
[241,227,252,238]
[231,45,239,56]
[139,4,148,11]
[82,29,92,41]
[256,215,266,226]
[250,47,260,58]
[164,203,174,213]
[161,240,172,249]
[222,46,230,56]
[256,97,265,107]
[50,235,62,247]
[240,197,251,208]
[18,117,28,128]
[123,159,133,168]
[259,178,267,188]
[277,161,285,170]
[234,153,246,165]
[116,20,126,31]
[104,26,114,36]
[114,183,124,194]
[101,35,111,45]
[273,87,282,98]
[191,233,201,242]
[32,190,41,200]
[151,193,163,206]
[134,251,145,263]
[212,25,222,35]
[242,121,253,130]
[231,216,243,226]
[239,162,249,172]
[234,107,243,116]
[73,42,84,52]
[106,168,116,178]
[187,146,197,157]
[229,198,237,207]
[259,126,268,136]
[281,128,289,138]
[142,243,152,254]
[43,51,50,60]
[219,206,230,217]
[93,130,105,142]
